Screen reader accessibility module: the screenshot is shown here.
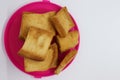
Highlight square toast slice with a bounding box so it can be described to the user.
[19,11,56,40]
[18,27,54,61]
[56,31,79,52]
[55,50,77,74]
[24,43,58,72]
[51,7,75,37]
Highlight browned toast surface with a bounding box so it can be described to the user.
[19,11,56,39]
[51,7,75,37]
[18,27,54,61]
[24,48,54,72]
[57,31,79,52]
[24,43,58,72]
[50,43,58,68]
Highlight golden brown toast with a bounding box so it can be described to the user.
[18,27,54,61]
[56,31,79,52]
[50,43,58,68]
[55,50,77,74]
[51,7,75,37]
[24,43,58,72]
[24,48,54,72]
[19,11,56,40]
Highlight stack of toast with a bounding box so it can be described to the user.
[18,7,79,74]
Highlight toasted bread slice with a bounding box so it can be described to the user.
[56,31,79,52]
[24,48,54,72]
[19,11,56,40]
[51,7,75,37]
[24,43,58,72]
[55,50,77,74]
[50,43,58,68]
[18,27,54,61]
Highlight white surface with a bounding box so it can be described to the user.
[1,0,120,80]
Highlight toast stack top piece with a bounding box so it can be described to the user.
[18,27,54,61]
[19,11,56,40]
[51,7,75,37]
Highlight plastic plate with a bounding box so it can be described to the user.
[4,0,80,78]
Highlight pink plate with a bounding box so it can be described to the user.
[4,0,80,78]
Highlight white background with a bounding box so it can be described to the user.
[0,0,120,80]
